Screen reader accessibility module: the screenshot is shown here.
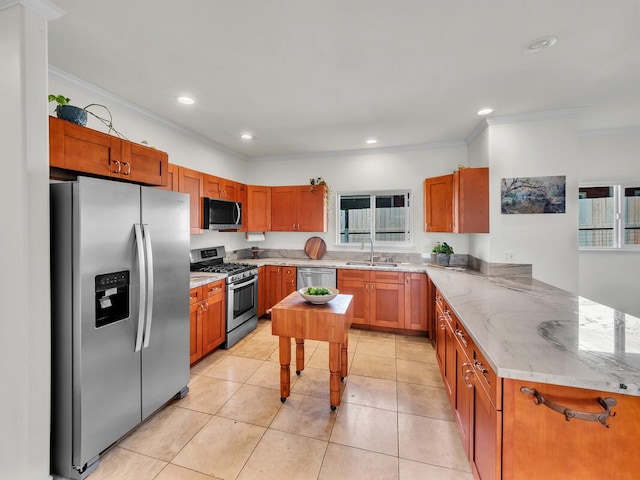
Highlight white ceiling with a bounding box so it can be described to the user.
[47,0,640,159]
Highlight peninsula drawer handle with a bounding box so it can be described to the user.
[461,363,474,388]
[520,387,617,428]
[454,329,468,347]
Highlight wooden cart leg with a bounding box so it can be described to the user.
[340,335,348,381]
[279,336,291,402]
[329,342,341,410]
[295,338,305,375]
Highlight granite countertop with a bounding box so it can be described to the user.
[426,266,640,397]
[189,272,227,289]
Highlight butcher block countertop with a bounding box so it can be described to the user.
[426,266,640,397]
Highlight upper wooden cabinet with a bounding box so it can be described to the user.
[246,185,272,231]
[157,163,179,192]
[178,167,203,234]
[203,174,244,203]
[271,185,327,232]
[49,116,167,186]
[424,167,489,233]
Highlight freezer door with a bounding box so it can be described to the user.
[73,177,143,468]
[140,187,190,419]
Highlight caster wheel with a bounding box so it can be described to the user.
[330,405,337,411]
[296,371,301,375]
[280,397,286,403]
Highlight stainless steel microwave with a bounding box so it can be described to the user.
[203,197,242,230]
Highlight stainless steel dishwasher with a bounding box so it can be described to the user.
[296,267,337,289]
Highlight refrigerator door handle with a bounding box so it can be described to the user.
[142,224,154,348]
[134,224,146,352]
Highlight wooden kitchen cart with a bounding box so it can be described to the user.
[271,292,353,410]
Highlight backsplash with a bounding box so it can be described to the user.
[227,248,532,277]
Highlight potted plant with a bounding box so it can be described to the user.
[432,242,454,266]
[49,94,87,126]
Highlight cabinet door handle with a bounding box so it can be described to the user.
[461,362,474,388]
[112,159,121,174]
[455,329,468,347]
[123,162,131,175]
[520,387,617,428]
[438,316,446,330]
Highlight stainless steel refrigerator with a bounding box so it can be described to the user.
[50,176,190,479]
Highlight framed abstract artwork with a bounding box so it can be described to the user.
[501,176,566,214]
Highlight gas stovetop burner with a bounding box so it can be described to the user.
[189,246,257,283]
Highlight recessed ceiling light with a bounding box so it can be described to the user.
[477,108,493,116]
[177,96,194,105]
[240,133,254,140]
[366,138,378,145]
[523,35,558,54]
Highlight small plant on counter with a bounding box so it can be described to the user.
[432,242,454,266]
[432,242,454,254]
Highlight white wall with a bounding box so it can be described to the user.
[578,129,640,317]
[486,116,580,292]
[0,4,52,480]
[246,145,469,257]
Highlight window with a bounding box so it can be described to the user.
[337,190,411,246]
[579,183,640,249]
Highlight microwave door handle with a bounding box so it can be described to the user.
[234,202,241,226]
[134,224,146,352]
[229,276,258,290]
[142,224,154,348]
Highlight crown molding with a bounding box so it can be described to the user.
[48,65,248,161]
[465,108,583,145]
[250,139,467,162]
[0,0,64,19]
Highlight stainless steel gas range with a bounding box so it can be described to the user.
[190,246,258,348]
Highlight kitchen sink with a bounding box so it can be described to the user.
[345,261,398,268]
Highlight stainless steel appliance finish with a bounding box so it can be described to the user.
[189,246,258,348]
[203,197,242,230]
[297,267,337,289]
[50,177,190,479]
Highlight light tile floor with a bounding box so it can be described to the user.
[90,320,473,480]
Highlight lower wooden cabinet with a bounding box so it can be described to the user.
[435,288,501,479]
[337,269,429,332]
[502,380,640,479]
[337,269,428,331]
[257,266,267,317]
[189,280,225,365]
[264,265,296,312]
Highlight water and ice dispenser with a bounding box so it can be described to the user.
[95,270,130,328]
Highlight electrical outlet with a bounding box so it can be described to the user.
[504,251,514,262]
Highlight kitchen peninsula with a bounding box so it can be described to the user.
[235,256,640,479]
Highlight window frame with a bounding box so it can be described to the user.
[579,182,640,251]
[335,189,412,247]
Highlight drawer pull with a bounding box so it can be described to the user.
[454,329,468,347]
[461,362,474,388]
[520,387,617,428]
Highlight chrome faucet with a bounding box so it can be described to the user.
[361,236,374,263]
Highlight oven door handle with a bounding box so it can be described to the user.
[228,276,258,290]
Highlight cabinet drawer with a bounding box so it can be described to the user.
[453,318,474,360]
[337,269,369,282]
[203,280,225,298]
[370,270,404,284]
[189,286,202,305]
[473,345,501,410]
